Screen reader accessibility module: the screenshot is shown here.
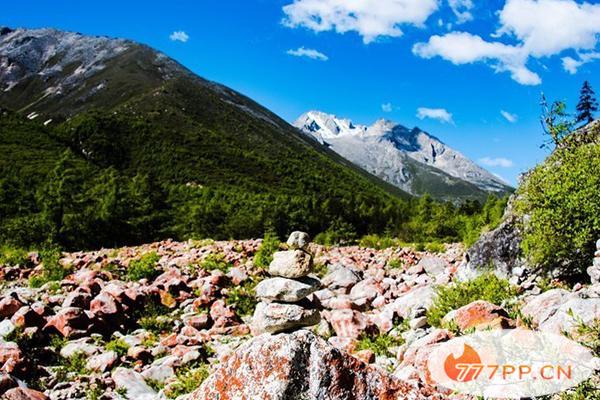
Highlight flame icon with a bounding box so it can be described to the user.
[444,344,482,382]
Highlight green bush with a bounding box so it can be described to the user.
[426,272,518,327]
[29,247,70,288]
[225,279,258,317]
[165,362,210,399]
[515,132,600,275]
[0,245,30,266]
[105,338,130,357]
[200,253,231,273]
[127,252,160,281]
[424,242,446,253]
[253,231,280,269]
[356,332,404,357]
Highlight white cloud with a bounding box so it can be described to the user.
[381,103,393,112]
[416,107,454,124]
[496,0,600,57]
[286,47,329,61]
[413,0,600,85]
[500,110,518,123]
[412,32,541,85]
[479,157,514,168]
[448,0,474,24]
[169,31,189,43]
[561,51,600,74]
[282,0,439,44]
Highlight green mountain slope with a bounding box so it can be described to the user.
[0,27,505,250]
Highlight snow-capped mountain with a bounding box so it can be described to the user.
[294,111,512,198]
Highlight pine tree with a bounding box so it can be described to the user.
[576,81,598,125]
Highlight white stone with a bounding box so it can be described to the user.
[286,231,310,250]
[268,250,312,279]
[255,277,320,303]
[252,302,320,334]
[112,367,162,400]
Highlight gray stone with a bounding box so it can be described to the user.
[112,367,160,400]
[86,350,118,372]
[60,339,99,359]
[322,266,361,291]
[539,297,600,335]
[268,250,312,279]
[521,288,575,327]
[417,256,447,276]
[588,265,600,284]
[252,302,320,334]
[286,231,310,250]
[409,316,428,330]
[0,320,15,339]
[596,239,600,250]
[255,276,321,303]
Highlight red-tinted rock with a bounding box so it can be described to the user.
[89,292,121,317]
[324,309,370,339]
[0,343,23,374]
[0,373,17,395]
[43,307,90,338]
[10,306,45,329]
[183,314,211,330]
[0,297,22,319]
[63,289,92,309]
[2,387,48,400]
[449,300,514,332]
[189,330,446,400]
[210,300,238,328]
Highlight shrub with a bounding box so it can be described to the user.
[424,242,445,253]
[0,245,30,266]
[200,253,232,273]
[253,231,280,269]
[426,272,518,327]
[356,332,404,357]
[29,247,70,288]
[387,258,405,269]
[515,128,600,276]
[164,362,210,399]
[225,279,258,317]
[105,338,130,357]
[136,299,174,334]
[127,252,160,281]
[358,235,399,250]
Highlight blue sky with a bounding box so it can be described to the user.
[3,0,599,185]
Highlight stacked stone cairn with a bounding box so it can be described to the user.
[252,231,321,334]
[587,239,600,285]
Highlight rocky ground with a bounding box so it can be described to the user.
[0,236,598,399]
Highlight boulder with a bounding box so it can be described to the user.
[0,342,23,374]
[43,307,90,338]
[286,231,310,250]
[0,297,22,319]
[209,299,238,328]
[268,250,312,279]
[255,276,320,303]
[324,309,369,339]
[322,266,361,292]
[520,288,575,327]
[539,297,600,335]
[0,373,17,395]
[2,388,47,400]
[10,306,45,329]
[459,213,523,279]
[417,256,447,276]
[189,330,441,400]
[89,292,121,317]
[444,300,514,331]
[60,339,99,359]
[252,302,320,334]
[86,350,118,372]
[112,367,158,400]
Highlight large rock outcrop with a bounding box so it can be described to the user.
[189,330,448,400]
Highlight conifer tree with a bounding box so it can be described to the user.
[576,81,598,125]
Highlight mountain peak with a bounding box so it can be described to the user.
[294,110,512,199]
